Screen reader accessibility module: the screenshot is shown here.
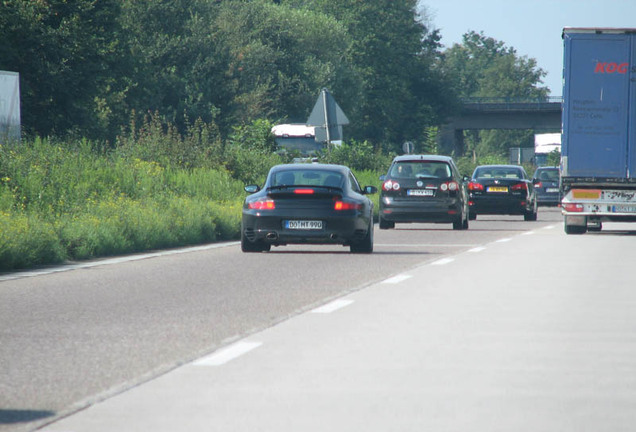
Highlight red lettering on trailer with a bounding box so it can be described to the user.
[595,62,629,74]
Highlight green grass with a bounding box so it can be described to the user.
[0,138,244,271]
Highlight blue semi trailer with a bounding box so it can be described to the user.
[561,28,636,234]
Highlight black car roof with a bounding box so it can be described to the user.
[270,163,350,174]
[474,164,524,170]
[391,155,455,163]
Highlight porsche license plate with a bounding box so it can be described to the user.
[285,220,323,230]
[487,186,508,193]
[407,189,434,196]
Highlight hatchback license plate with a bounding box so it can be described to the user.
[407,189,434,196]
[286,220,323,230]
[546,188,559,193]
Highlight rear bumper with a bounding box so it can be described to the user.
[469,196,529,215]
[379,198,463,223]
[242,211,371,245]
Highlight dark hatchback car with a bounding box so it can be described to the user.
[378,155,469,230]
[532,166,560,206]
[241,163,377,253]
[468,164,538,221]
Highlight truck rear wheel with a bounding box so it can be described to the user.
[564,224,587,235]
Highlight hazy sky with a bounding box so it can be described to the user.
[423,0,636,96]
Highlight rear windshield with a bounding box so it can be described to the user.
[473,167,523,179]
[388,161,451,179]
[271,170,344,188]
[535,169,559,181]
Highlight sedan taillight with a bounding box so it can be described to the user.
[468,182,484,191]
[511,183,527,191]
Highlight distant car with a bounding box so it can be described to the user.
[241,163,377,253]
[468,164,538,221]
[532,166,560,206]
[378,155,469,230]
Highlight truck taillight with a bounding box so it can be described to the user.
[563,203,584,212]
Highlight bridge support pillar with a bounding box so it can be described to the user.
[438,125,465,157]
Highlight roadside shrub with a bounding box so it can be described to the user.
[0,212,66,270]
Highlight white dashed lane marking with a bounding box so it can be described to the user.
[193,341,262,367]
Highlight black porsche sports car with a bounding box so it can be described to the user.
[241,163,377,253]
[468,164,538,221]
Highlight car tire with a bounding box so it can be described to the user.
[378,215,394,230]
[469,212,477,221]
[350,219,374,253]
[241,231,270,252]
[524,199,538,221]
[453,205,469,230]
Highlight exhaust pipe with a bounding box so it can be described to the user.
[266,232,278,240]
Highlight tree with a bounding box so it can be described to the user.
[0,0,127,140]
[442,31,549,158]
[282,0,452,152]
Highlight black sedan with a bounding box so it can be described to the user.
[241,163,377,253]
[468,164,538,221]
[532,166,560,206]
[378,155,469,230]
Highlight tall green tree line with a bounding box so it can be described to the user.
[0,0,547,156]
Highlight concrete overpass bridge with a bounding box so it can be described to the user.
[438,97,563,156]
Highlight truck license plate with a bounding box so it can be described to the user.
[612,205,636,213]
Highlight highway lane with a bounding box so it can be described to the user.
[40,208,636,432]
[0,208,562,432]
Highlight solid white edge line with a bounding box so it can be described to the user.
[381,274,412,284]
[311,299,354,314]
[468,246,486,253]
[0,241,240,282]
[496,238,512,243]
[193,341,262,366]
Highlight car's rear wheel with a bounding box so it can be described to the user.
[350,219,374,253]
[378,215,394,229]
[564,224,587,235]
[241,231,270,252]
[468,211,477,220]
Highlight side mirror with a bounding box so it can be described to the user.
[462,175,470,182]
[379,175,386,181]
[244,185,260,193]
[363,185,378,195]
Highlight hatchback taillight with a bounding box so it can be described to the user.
[440,181,459,192]
[382,180,400,191]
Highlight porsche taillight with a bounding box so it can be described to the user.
[248,199,275,210]
[334,200,362,211]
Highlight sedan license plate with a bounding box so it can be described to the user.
[407,189,434,196]
[546,188,559,193]
[487,186,508,193]
[285,220,323,230]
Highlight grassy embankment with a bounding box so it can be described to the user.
[0,138,245,271]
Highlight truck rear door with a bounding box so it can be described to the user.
[562,31,632,178]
